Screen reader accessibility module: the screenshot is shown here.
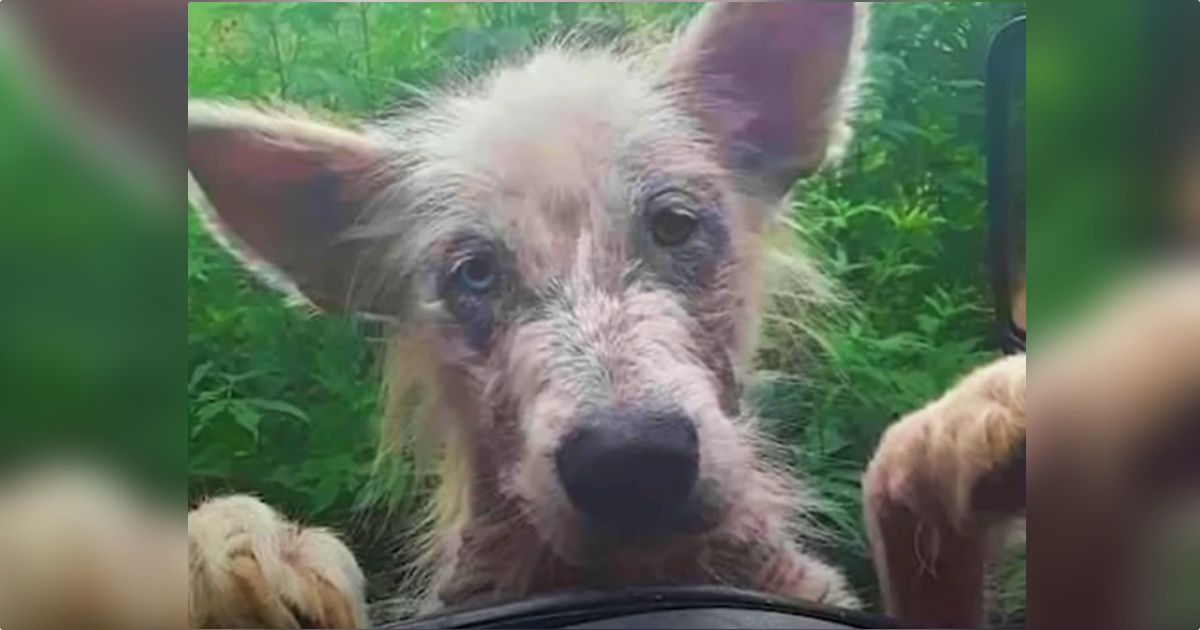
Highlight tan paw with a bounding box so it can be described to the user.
[862,356,1025,627]
[0,462,186,630]
[189,495,368,629]
[864,353,1026,532]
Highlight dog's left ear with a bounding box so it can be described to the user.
[670,2,869,203]
[188,102,400,317]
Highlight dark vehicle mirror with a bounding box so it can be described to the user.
[987,16,1026,355]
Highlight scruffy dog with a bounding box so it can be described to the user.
[188,3,880,623]
[2,3,1197,630]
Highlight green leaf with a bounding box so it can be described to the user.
[189,362,213,393]
[916,314,942,337]
[196,400,228,422]
[229,401,263,440]
[246,398,311,424]
[309,470,344,515]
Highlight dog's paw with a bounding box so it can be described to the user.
[862,356,1025,627]
[0,462,186,630]
[864,353,1026,532]
[189,495,368,629]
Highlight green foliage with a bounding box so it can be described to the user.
[187,2,1025,620]
[0,48,180,494]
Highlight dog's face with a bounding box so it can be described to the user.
[188,3,867,562]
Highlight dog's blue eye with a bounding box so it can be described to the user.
[453,256,496,293]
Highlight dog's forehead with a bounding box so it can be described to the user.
[434,51,720,276]
[448,51,690,177]
[372,49,734,285]
[448,52,710,223]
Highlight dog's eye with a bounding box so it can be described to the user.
[649,194,700,247]
[452,255,496,294]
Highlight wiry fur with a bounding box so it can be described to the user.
[340,34,863,612]
[184,3,875,620]
[188,496,368,629]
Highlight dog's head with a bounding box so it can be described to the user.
[188,3,868,563]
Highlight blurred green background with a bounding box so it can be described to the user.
[0,18,180,490]
[183,2,1026,620]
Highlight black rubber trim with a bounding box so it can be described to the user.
[378,586,918,629]
[986,15,1026,357]
[1009,325,1026,354]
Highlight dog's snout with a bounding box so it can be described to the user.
[555,407,700,530]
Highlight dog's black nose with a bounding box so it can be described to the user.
[555,406,700,531]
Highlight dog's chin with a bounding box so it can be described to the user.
[530,480,729,564]
[582,509,719,551]
[573,480,727,550]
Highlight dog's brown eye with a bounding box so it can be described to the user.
[650,200,699,248]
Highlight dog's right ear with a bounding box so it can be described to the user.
[188,101,401,317]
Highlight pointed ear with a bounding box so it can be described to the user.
[188,101,400,316]
[670,2,869,201]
